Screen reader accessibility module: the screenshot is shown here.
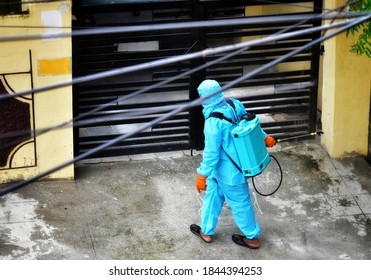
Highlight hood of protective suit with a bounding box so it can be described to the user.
[197,80,226,118]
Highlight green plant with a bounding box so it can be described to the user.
[346,0,371,58]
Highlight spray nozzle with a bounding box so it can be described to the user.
[277,131,324,143]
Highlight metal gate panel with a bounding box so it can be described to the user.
[73,1,195,158]
[200,0,321,141]
[72,0,322,159]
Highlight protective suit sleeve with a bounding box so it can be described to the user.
[197,118,223,177]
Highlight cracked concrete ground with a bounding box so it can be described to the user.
[1,140,370,260]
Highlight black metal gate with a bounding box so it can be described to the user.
[72,0,323,159]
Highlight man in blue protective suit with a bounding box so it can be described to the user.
[190,79,276,249]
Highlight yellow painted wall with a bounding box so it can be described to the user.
[0,1,74,183]
[262,2,314,73]
[245,1,370,158]
[321,0,371,158]
[245,5,263,17]
[245,3,312,72]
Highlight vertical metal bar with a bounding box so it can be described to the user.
[72,28,80,157]
[189,0,207,150]
[72,0,83,157]
[309,0,323,133]
[0,0,7,14]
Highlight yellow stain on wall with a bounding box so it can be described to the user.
[38,57,71,75]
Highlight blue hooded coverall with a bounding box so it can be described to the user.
[197,79,266,239]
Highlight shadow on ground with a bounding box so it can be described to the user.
[1,140,371,260]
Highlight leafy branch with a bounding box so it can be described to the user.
[346,0,371,58]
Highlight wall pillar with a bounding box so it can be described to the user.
[321,0,371,158]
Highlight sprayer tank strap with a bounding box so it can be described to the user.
[221,146,243,173]
[207,99,236,124]
[207,99,242,174]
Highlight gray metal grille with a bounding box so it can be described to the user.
[72,0,322,159]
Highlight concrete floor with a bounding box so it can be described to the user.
[1,140,371,260]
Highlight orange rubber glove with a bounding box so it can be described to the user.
[265,136,276,148]
[196,173,207,193]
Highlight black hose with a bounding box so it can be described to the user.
[251,155,283,196]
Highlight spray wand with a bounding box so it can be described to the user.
[276,131,324,143]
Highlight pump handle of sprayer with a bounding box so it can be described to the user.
[276,131,323,143]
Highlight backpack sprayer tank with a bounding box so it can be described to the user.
[230,116,270,177]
